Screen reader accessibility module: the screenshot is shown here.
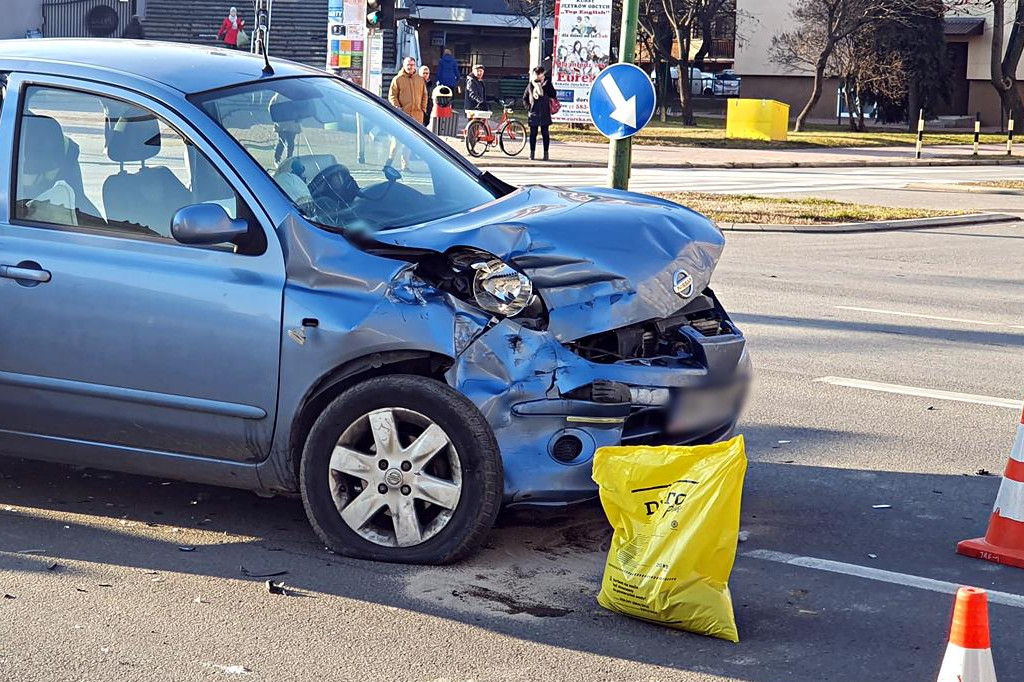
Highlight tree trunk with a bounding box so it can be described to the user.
[675,28,695,126]
[988,0,1024,126]
[844,78,858,131]
[795,34,836,133]
[658,58,668,122]
[795,60,826,132]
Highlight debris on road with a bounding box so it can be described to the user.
[868,554,878,559]
[207,663,252,676]
[266,580,287,596]
[177,546,196,552]
[16,549,44,554]
[452,585,571,618]
[2,594,15,600]
[976,468,993,476]
[46,563,61,572]
[241,565,288,578]
[738,531,750,542]
[872,505,892,509]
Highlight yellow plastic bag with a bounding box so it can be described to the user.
[592,435,746,642]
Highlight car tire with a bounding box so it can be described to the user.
[703,87,713,97]
[300,374,503,564]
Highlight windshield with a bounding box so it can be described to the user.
[193,77,496,232]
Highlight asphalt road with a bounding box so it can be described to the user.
[484,163,1024,197]
[2,220,1024,681]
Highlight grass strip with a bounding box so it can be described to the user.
[655,192,968,225]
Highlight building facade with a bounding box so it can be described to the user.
[734,1,1019,126]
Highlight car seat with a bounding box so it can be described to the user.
[17,113,100,224]
[102,111,190,237]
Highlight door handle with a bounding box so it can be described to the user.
[0,263,51,284]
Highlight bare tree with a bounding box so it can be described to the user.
[638,0,675,121]
[655,0,730,126]
[987,0,1024,123]
[770,0,919,132]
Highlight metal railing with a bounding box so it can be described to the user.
[43,0,133,38]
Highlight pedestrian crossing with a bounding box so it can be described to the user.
[483,165,1024,196]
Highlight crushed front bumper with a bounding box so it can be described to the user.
[447,289,750,507]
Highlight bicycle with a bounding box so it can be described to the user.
[464,98,527,158]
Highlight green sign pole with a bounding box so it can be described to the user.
[607,0,639,190]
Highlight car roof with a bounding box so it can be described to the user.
[0,39,321,94]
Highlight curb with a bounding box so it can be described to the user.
[719,212,1020,234]
[464,156,1024,171]
[904,183,1024,196]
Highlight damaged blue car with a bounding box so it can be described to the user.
[0,40,749,564]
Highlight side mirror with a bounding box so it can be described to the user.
[171,203,248,245]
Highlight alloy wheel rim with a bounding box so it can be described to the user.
[328,407,463,548]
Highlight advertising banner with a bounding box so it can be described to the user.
[551,0,613,123]
[327,0,367,85]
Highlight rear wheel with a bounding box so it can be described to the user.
[300,375,502,564]
[499,120,528,157]
[465,120,489,157]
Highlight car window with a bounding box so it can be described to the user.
[14,86,243,247]
[194,77,496,234]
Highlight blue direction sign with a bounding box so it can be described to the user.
[588,63,657,140]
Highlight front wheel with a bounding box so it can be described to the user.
[499,120,528,157]
[300,375,503,564]
[465,120,489,157]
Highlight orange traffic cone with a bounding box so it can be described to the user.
[957,406,1024,567]
[936,587,997,681]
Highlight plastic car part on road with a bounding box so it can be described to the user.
[592,435,747,642]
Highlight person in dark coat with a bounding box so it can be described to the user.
[522,66,558,161]
[464,64,487,111]
[436,49,460,89]
[122,15,145,40]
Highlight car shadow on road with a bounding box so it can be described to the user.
[2,425,1024,680]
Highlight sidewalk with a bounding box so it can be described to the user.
[447,139,1024,170]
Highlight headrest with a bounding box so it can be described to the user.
[20,114,67,175]
[105,111,161,163]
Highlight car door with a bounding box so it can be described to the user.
[0,74,285,465]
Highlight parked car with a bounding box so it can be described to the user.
[653,66,737,97]
[0,40,750,564]
[714,70,741,97]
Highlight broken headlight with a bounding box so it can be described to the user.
[471,259,534,317]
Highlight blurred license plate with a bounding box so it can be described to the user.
[666,383,744,434]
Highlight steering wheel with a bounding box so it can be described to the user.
[358,164,403,202]
[308,163,360,224]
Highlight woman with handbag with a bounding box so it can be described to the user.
[522,66,559,161]
[217,7,247,50]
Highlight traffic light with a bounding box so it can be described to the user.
[366,0,380,29]
[378,0,395,29]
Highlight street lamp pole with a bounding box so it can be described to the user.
[608,0,638,190]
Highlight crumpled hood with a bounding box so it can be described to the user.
[372,186,726,341]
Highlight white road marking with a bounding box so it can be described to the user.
[836,305,1008,327]
[813,376,1024,410]
[745,549,1024,608]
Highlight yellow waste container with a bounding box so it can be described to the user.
[726,99,789,141]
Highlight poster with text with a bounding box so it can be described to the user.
[551,0,612,123]
[326,0,366,85]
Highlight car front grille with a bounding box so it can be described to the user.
[565,293,732,365]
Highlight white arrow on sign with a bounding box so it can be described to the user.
[600,74,637,128]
